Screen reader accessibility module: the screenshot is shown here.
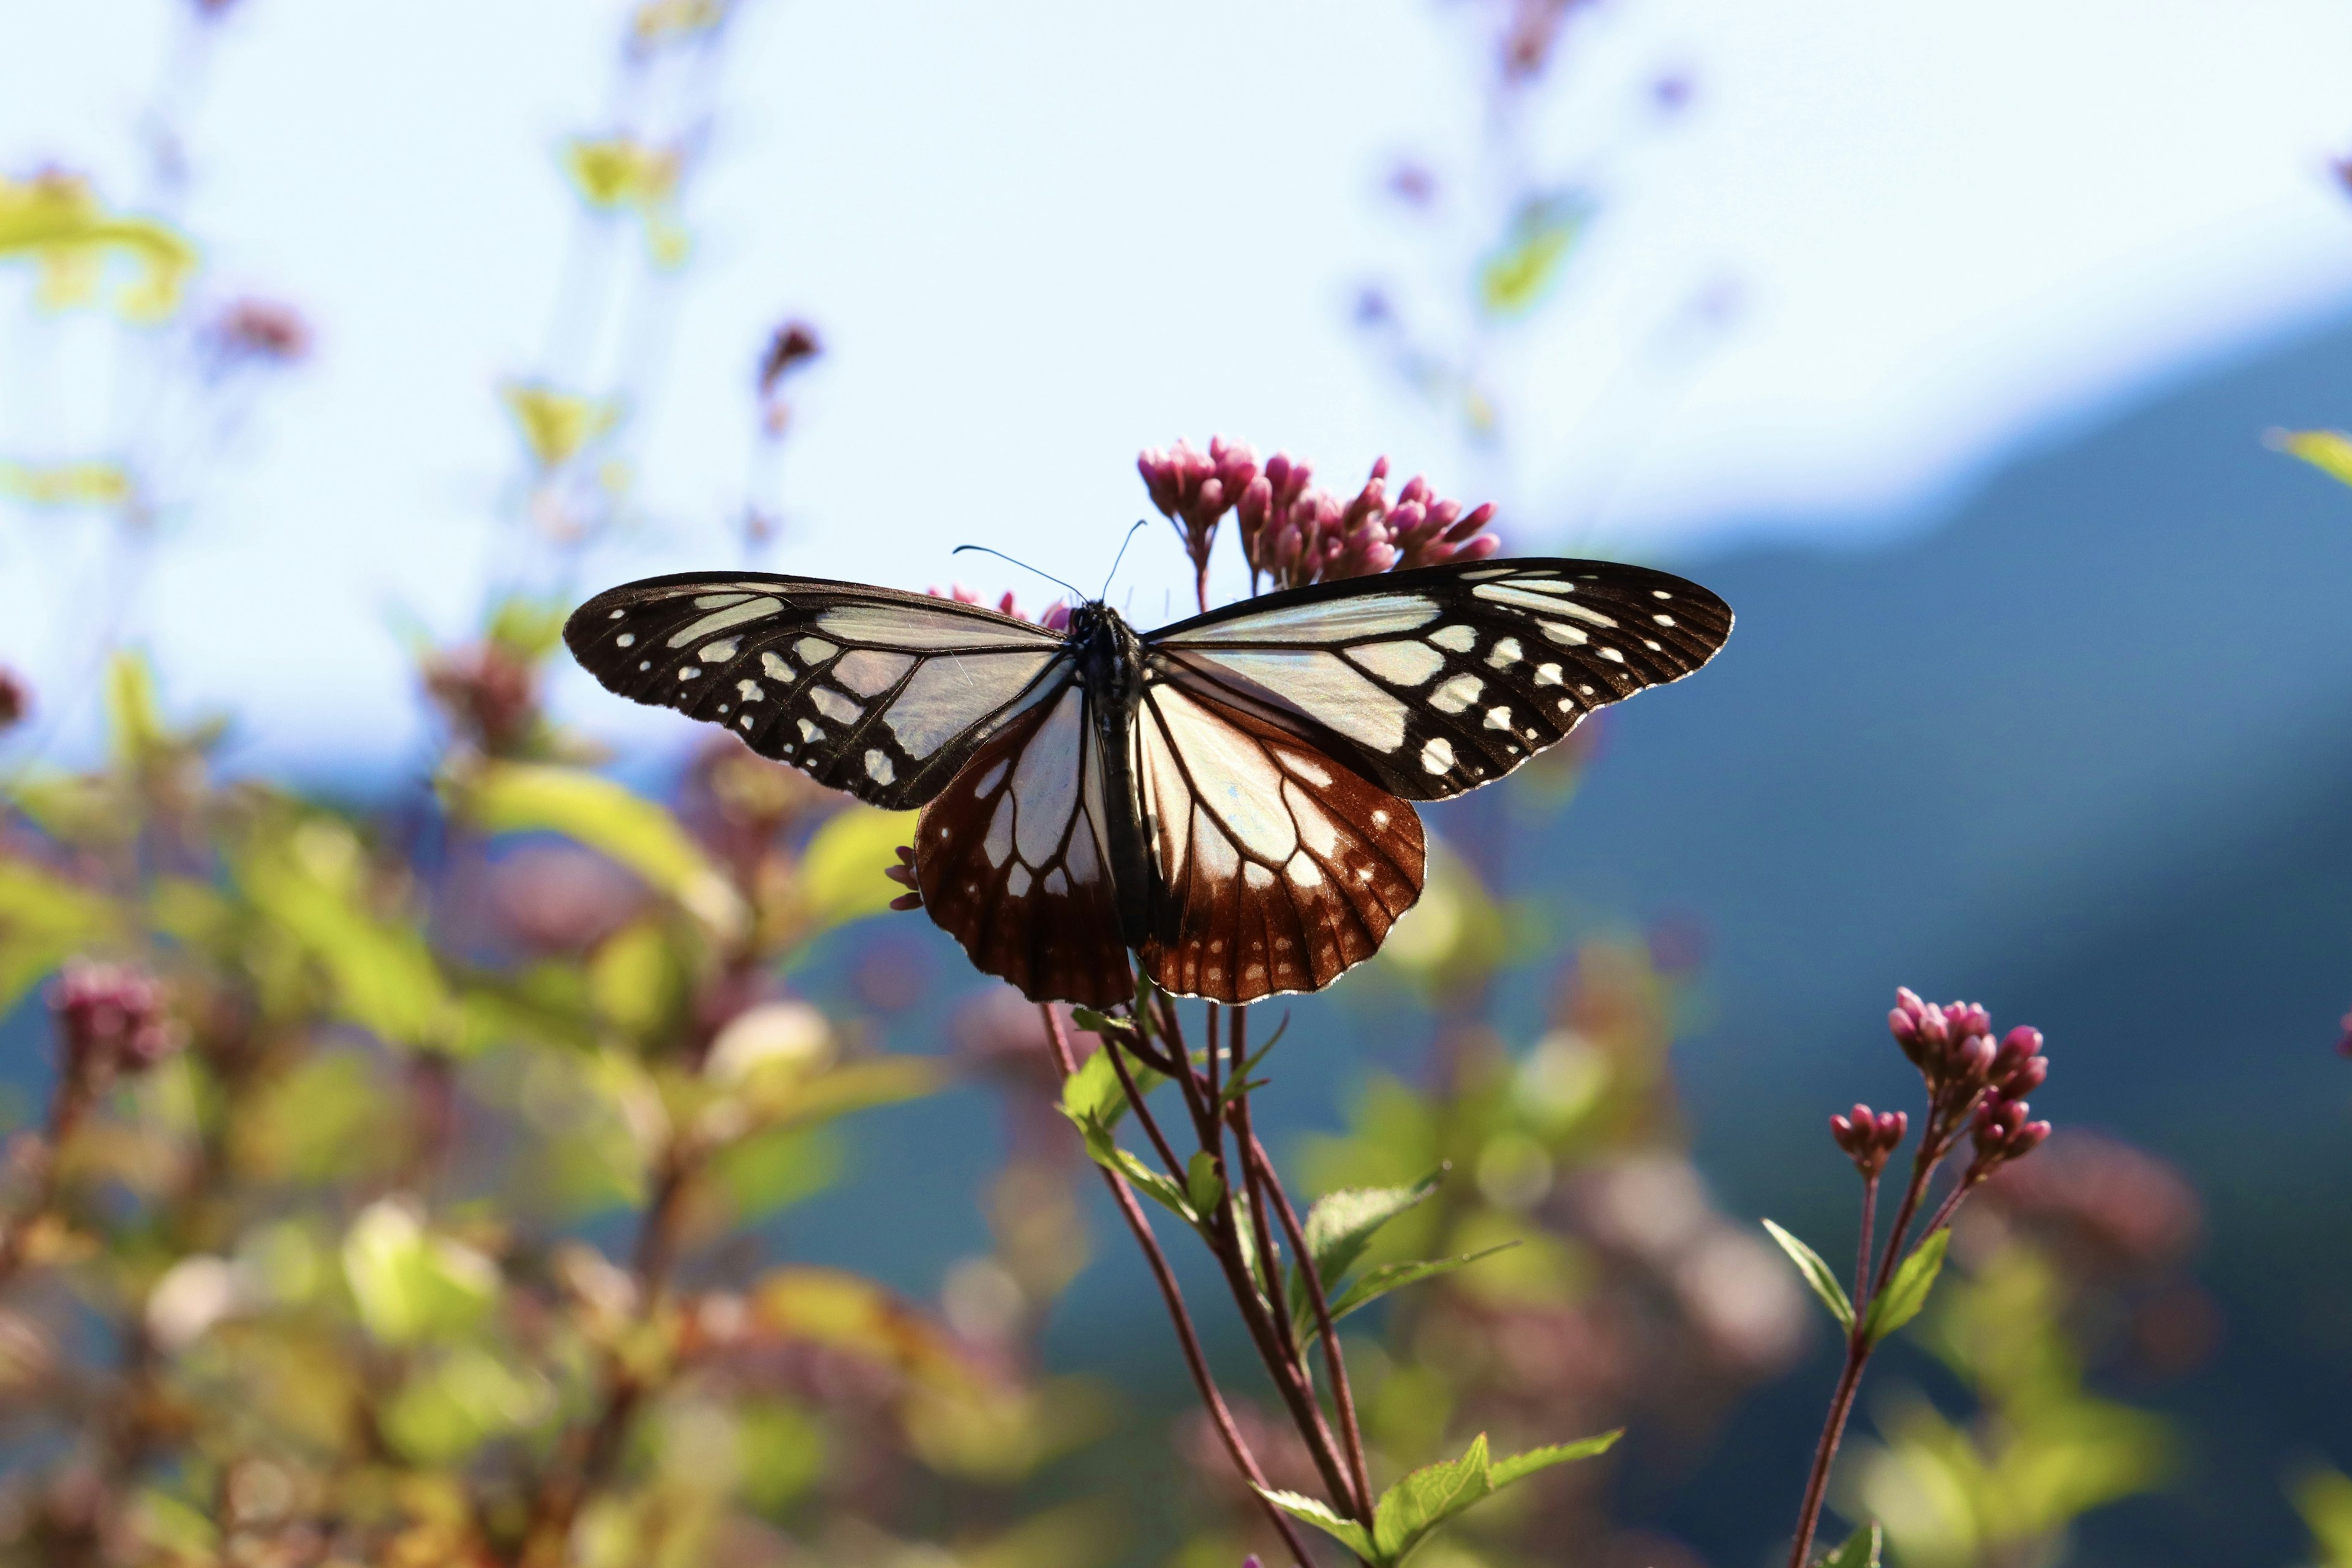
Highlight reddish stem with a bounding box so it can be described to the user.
[1041,1007,1317,1568]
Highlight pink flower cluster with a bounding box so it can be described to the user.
[927,584,1071,631]
[1828,1103,1906,1179]
[50,960,181,1082]
[1139,436,1502,598]
[1887,987,2051,1177]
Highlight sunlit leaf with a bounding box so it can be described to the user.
[798,805,920,932]
[0,170,198,320]
[1477,192,1591,318]
[1076,1113,1195,1226]
[709,1125,841,1220]
[587,917,687,1039]
[341,1199,499,1347]
[1862,1228,1950,1347]
[0,459,135,510]
[734,1399,829,1513]
[1324,1243,1519,1324]
[380,1343,553,1466]
[1372,1433,1491,1564]
[1816,1521,1882,1568]
[238,818,459,1052]
[450,763,744,938]
[1057,1042,1165,1131]
[1487,1430,1621,1487]
[2291,1465,2352,1567]
[500,380,622,469]
[1765,1218,1856,1334]
[1303,1170,1444,1284]
[2271,428,2352,489]
[0,858,118,1012]
[1253,1487,1374,1562]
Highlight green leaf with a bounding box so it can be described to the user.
[799,804,921,932]
[451,762,743,937]
[1861,1227,1951,1346]
[2290,1464,2352,1567]
[1068,1005,1137,1042]
[1253,1487,1375,1562]
[1763,1219,1855,1333]
[341,1199,499,1346]
[0,858,119,1012]
[1057,1043,1164,1131]
[1186,1150,1225,1218]
[1305,1170,1444,1284]
[1488,1429,1621,1487]
[239,820,459,1052]
[709,1126,842,1220]
[1076,1115,1195,1225]
[2272,428,2352,489]
[1217,1014,1290,1107]
[1325,1243,1518,1324]
[1815,1521,1882,1568]
[1373,1432,1493,1563]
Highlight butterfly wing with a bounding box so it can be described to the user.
[564,573,1071,810]
[1132,674,1425,1005]
[911,680,1135,1006]
[1146,557,1732,801]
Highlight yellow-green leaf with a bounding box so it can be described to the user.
[798,805,919,932]
[451,763,743,938]
[341,1200,499,1347]
[2272,428,2352,489]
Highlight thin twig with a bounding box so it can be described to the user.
[1042,1006,1317,1568]
[1248,1127,1373,1521]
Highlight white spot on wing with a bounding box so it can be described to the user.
[1006,864,1032,897]
[864,749,895,785]
[737,679,764,701]
[1487,637,1522,669]
[762,651,792,680]
[667,598,781,647]
[1484,706,1512,730]
[677,666,701,680]
[699,639,738,663]
[1346,639,1447,687]
[1534,663,1564,686]
[832,648,918,696]
[883,650,1060,758]
[1420,736,1455,774]
[1430,624,1477,653]
[816,604,1060,649]
[811,687,862,725]
[1150,685,1297,862]
[1179,648,1408,753]
[1430,673,1483,713]
[1599,647,1624,663]
[616,633,635,647]
[1653,614,1676,627]
[798,718,824,742]
[982,794,1014,867]
[795,637,838,665]
[692,593,752,609]
[1158,594,1441,645]
[1540,622,1589,646]
[1474,583,1617,625]
[1010,688,1086,864]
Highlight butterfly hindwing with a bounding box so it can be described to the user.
[564,573,1069,810]
[913,680,1136,1006]
[1134,676,1425,1005]
[1147,557,1732,802]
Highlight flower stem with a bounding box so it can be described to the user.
[1042,1006,1317,1568]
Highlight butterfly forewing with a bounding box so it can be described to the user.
[564,573,1069,810]
[914,682,1136,1006]
[1148,558,1732,802]
[1134,677,1425,1005]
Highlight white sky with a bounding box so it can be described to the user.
[5,0,2352,767]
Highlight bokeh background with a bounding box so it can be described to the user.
[3,2,2350,1566]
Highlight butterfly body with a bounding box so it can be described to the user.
[565,557,1733,1007]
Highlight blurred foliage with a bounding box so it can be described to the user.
[0,633,1107,1567]
[1831,1152,2217,1568]
[0,169,195,321]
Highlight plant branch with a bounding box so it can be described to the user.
[1042,1006,1317,1568]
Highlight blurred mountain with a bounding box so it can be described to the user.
[1548,311,2352,1564]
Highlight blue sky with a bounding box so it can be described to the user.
[6,0,2352,767]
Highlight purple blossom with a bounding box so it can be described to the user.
[50,960,180,1080]
[1828,1102,1905,1179]
[1228,452,1501,592]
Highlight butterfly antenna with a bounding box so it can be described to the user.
[1098,519,1150,602]
[951,545,1086,604]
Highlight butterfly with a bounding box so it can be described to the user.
[564,558,1732,1006]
